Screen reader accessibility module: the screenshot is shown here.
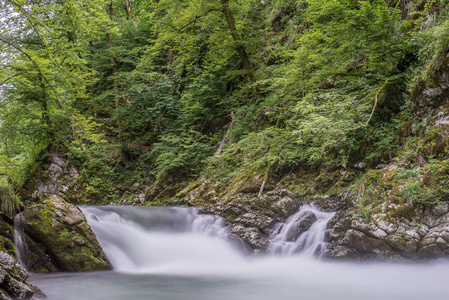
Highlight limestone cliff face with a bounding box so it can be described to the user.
[19,196,111,272]
[325,203,449,260]
[21,153,81,203]
[21,152,145,206]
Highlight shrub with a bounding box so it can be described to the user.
[0,181,21,215]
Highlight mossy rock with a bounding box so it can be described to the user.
[20,196,111,272]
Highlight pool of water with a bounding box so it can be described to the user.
[29,257,449,300]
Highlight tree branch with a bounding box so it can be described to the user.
[176,9,223,35]
[0,72,27,86]
[366,80,388,126]
[0,36,63,109]
[215,111,235,155]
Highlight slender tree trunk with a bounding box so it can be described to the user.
[220,0,256,82]
[216,112,235,155]
[4,137,10,158]
[108,0,122,142]
[400,0,409,20]
[258,168,269,198]
[39,78,56,140]
[123,0,136,24]
[11,137,15,159]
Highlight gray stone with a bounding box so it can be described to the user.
[326,205,449,260]
[0,289,11,300]
[230,225,269,249]
[4,278,34,299]
[0,252,44,300]
[234,213,275,233]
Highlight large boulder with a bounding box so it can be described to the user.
[0,252,45,300]
[19,196,111,272]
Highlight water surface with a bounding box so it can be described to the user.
[29,257,449,300]
[27,206,449,300]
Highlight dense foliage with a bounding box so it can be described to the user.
[1,0,449,202]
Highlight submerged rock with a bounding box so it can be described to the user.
[19,196,111,272]
[285,211,317,242]
[0,252,45,300]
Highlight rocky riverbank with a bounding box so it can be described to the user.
[167,178,449,261]
[0,252,45,300]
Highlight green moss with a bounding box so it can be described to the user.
[32,200,56,232]
[0,236,16,256]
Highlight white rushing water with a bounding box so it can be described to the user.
[26,206,449,300]
[80,205,332,275]
[268,204,335,256]
[79,206,245,274]
[13,214,28,269]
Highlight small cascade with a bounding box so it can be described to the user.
[80,206,244,274]
[268,205,335,257]
[13,214,28,269]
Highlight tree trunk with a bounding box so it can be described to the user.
[11,137,15,159]
[123,0,136,23]
[216,112,235,155]
[220,0,256,82]
[400,0,409,19]
[108,0,122,142]
[4,137,10,158]
[39,78,56,140]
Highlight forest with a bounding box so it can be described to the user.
[1,0,449,228]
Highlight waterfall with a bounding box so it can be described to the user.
[81,205,335,274]
[14,204,334,274]
[80,206,244,274]
[13,214,28,269]
[268,204,335,257]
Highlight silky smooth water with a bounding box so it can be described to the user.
[14,213,28,269]
[26,206,449,300]
[29,258,449,300]
[268,204,335,256]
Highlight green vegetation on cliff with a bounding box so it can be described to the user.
[0,0,448,209]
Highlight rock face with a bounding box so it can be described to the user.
[0,252,45,300]
[174,175,449,260]
[22,153,80,203]
[19,196,111,272]
[172,175,352,253]
[174,186,304,251]
[325,202,449,260]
